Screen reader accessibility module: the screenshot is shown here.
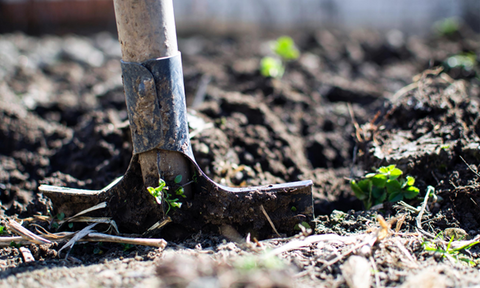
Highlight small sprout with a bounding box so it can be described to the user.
[434,17,460,36]
[51,222,59,230]
[290,206,297,212]
[444,52,477,71]
[174,175,183,184]
[192,171,198,183]
[234,254,285,271]
[422,233,479,265]
[260,36,300,78]
[68,223,74,229]
[57,212,65,221]
[147,179,167,205]
[10,241,21,248]
[350,165,420,210]
[122,243,134,252]
[0,226,6,235]
[273,36,300,60]
[260,57,284,78]
[147,178,185,215]
[175,187,186,198]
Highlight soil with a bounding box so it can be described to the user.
[2,26,480,287]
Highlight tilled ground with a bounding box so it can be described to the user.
[1,27,480,287]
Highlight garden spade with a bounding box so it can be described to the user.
[39,0,313,237]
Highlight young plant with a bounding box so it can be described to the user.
[260,36,300,78]
[147,177,186,215]
[433,17,460,37]
[423,234,478,266]
[443,52,477,72]
[350,165,420,210]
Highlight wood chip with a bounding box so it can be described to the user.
[19,247,35,263]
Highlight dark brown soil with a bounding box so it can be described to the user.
[2,27,480,287]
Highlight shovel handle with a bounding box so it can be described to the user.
[113,0,178,62]
[113,0,192,199]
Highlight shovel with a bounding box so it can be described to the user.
[39,0,313,237]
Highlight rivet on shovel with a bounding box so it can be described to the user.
[39,0,313,237]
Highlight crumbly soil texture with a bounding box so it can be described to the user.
[2,28,480,287]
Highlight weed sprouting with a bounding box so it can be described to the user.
[147,177,186,215]
[350,165,420,210]
[260,36,299,78]
[422,233,479,266]
[434,17,460,37]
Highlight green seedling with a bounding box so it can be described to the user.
[260,36,300,78]
[350,165,420,210]
[440,144,450,150]
[443,52,477,72]
[234,254,285,272]
[273,36,300,60]
[10,241,21,248]
[423,234,478,266]
[433,17,460,36]
[0,226,6,235]
[57,212,65,221]
[260,57,284,78]
[147,177,186,215]
[174,174,182,184]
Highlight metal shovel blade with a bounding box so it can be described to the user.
[40,152,313,236]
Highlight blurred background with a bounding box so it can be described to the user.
[1,0,480,35]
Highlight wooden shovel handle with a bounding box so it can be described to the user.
[113,0,178,62]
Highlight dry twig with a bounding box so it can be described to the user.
[6,219,51,245]
[260,205,281,237]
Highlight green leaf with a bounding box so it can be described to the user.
[170,202,182,209]
[372,187,387,202]
[364,199,372,210]
[389,168,403,180]
[377,166,389,174]
[273,36,299,60]
[371,174,387,188]
[260,57,284,78]
[403,186,420,199]
[175,187,186,197]
[10,241,21,248]
[174,175,183,184]
[386,179,402,194]
[299,221,311,229]
[57,212,65,221]
[158,179,166,189]
[406,176,415,186]
[351,180,366,200]
[358,179,372,193]
[68,222,74,229]
[386,165,396,171]
[388,191,404,202]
